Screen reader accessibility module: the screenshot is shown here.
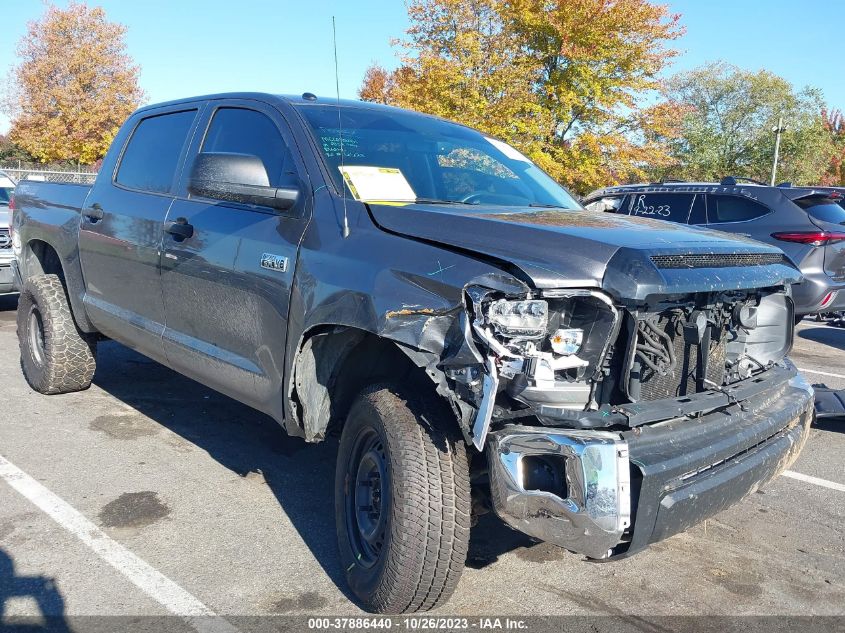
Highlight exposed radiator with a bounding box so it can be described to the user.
[632,314,727,402]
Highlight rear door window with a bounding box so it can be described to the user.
[629,193,694,223]
[708,195,771,223]
[116,110,197,194]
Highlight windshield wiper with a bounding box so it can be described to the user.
[529,203,568,209]
[413,198,478,206]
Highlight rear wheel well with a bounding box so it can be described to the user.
[291,327,453,442]
[20,239,99,334]
[25,240,65,282]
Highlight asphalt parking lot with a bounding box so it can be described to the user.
[1,292,844,623]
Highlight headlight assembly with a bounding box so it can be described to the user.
[487,299,548,339]
[550,328,583,355]
[470,289,620,387]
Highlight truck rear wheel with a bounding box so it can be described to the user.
[17,274,96,395]
[335,384,471,613]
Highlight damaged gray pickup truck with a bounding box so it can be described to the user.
[11,93,814,613]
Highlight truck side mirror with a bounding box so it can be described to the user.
[187,152,299,211]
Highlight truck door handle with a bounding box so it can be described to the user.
[164,219,194,241]
[82,203,104,222]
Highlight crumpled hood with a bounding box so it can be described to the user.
[368,204,802,301]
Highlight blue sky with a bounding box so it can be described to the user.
[1,0,843,135]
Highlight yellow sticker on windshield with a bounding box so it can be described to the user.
[339,166,416,202]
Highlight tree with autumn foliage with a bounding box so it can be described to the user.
[359,0,683,193]
[2,2,145,164]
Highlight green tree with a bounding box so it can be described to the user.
[0,134,35,163]
[359,0,683,193]
[2,2,145,164]
[662,63,833,185]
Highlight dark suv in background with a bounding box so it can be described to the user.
[583,178,845,319]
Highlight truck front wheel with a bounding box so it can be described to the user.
[17,274,97,395]
[335,384,471,613]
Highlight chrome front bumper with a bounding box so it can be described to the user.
[487,428,631,559]
[487,364,814,560]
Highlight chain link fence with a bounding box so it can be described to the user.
[0,163,98,184]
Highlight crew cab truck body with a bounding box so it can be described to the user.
[11,93,813,613]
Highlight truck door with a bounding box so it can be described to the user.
[160,101,310,415]
[78,106,200,361]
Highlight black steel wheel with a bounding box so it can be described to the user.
[335,384,470,614]
[345,426,389,568]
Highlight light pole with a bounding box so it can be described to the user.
[770,116,787,186]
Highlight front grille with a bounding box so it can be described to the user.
[650,253,784,269]
[633,315,727,402]
[0,229,9,249]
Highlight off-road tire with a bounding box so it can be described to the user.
[17,274,96,394]
[335,384,471,614]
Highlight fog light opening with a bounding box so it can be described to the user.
[521,455,568,498]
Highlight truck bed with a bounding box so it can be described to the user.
[15,180,91,218]
[13,180,93,326]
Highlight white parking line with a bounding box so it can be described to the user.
[797,367,845,380]
[783,470,845,493]
[0,454,239,633]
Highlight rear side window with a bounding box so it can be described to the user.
[116,110,197,194]
[795,198,845,225]
[201,108,293,187]
[629,193,694,223]
[708,195,770,223]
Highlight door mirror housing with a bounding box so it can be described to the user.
[187,152,299,211]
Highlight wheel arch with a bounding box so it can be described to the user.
[20,237,98,333]
[22,239,63,279]
[287,325,462,443]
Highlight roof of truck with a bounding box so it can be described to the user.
[135,92,415,116]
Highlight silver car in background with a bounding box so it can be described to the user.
[0,171,16,294]
[583,178,845,320]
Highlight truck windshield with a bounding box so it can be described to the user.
[0,187,13,206]
[296,104,580,210]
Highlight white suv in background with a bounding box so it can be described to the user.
[0,171,16,295]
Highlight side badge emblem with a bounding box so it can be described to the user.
[261,253,288,272]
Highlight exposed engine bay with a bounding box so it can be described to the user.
[453,284,807,561]
[448,284,795,448]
